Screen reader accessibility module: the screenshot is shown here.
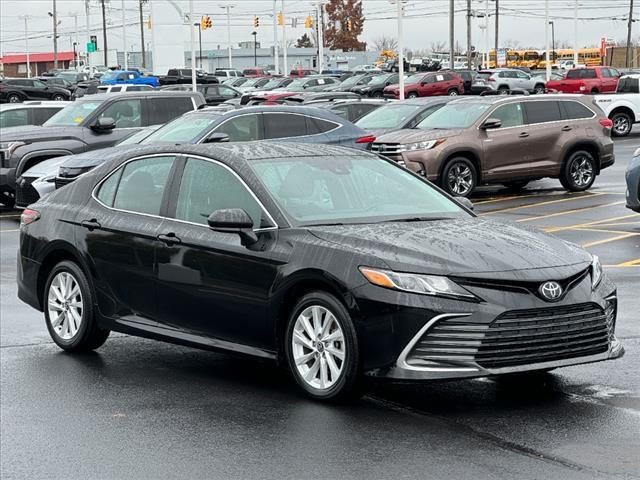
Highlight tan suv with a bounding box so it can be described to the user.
[371,96,615,196]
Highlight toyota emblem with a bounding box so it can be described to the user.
[539,281,563,301]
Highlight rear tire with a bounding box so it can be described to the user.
[440,157,477,197]
[285,291,362,402]
[44,260,110,352]
[498,86,509,95]
[611,111,632,137]
[52,94,66,101]
[407,91,419,98]
[560,150,596,192]
[447,88,459,96]
[7,93,21,103]
[590,88,599,94]
[533,84,545,94]
[0,190,16,208]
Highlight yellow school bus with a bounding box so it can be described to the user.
[578,48,602,66]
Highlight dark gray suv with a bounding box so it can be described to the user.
[0,91,204,207]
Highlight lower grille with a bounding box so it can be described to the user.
[406,303,612,370]
[15,177,40,207]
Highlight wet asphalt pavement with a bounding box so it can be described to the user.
[1,134,639,479]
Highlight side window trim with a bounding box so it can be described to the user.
[263,111,341,139]
[164,154,278,231]
[204,112,264,142]
[91,154,176,218]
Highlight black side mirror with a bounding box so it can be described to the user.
[91,117,116,132]
[207,208,258,246]
[480,117,502,130]
[455,196,474,211]
[203,132,230,144]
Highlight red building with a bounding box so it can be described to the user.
[0,51,75,77]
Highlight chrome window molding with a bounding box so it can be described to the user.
[91,152,279,232]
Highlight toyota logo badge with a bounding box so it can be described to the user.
[539,281,563,301]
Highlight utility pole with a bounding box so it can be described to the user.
[549,21,555,66]
[466,0,472,69]
[449,0,454,69]
[20,16,31,77]
[121,0,128,69]
[573,0,578,65]
[52,0,59,69]
[101,0,108,66]
[396,0,405,100]
[222,4,233,68]
[273,0,279,75]
[494,0,499,66]
[196,21,202,69]
[545,0,550,81]
[73,13,79,67]
[252,31,257,66]
[139,0,146,68]
[626,0,635,68]
[315,2,325,72]
[189,0,196,91]
[282,0,288,74]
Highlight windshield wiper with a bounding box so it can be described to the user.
[380,216,452,223]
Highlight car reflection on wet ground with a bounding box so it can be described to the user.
[0,132,638,479]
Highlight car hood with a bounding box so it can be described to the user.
[21,156,68,178]
[60,144,140,169]
[375,128,464,143]
[0,125,81,142]
[308,217,591,279]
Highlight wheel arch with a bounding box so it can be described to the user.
[271,270,357,362]
[438,150,483,184]
[561,141,601,174]
[16,149,75,178]
[36,241,93,311]
[609,106,636,123]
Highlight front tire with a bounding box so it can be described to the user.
[533,84,545,94]
[7,93,21,103]
[285,291,361,402]
[407,91,419,98]
[447,88,459,96]
[52,94,66,101]
[611,111,632,137]
[44,260,110,352]
[441,157,477,197]
[560,150,596,191]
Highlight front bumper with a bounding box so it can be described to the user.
[0,167,16,193]
[625,156,640,212]
[351,273,623,381]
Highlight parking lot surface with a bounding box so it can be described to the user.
[1,132,638,479]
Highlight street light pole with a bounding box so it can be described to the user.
[221,4,234,68]
[52,0,59,69]
[139,0,146,68]
[189,0,196,92]
[545,0,551,81]
[395,0,405,101]
[549,21,555,67]
[100,0,108,66]
[282,0,288,75]
[449,0,454,69]
[573,0,579,65]
[466,0,472,69]
[252,31,257,66]
[273,0,279,75]
[21,16,31,78]
[121,0,128,69]
[195,22,202,69]
[626,0,635,68]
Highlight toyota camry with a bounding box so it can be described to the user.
[17,143,623,401]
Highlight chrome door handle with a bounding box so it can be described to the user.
[561,125,572,131]
[157,233,181,246]
[519,132,529,138]
[80,219,101,230]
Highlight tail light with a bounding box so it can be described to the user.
[487,77,496,82]
[355,135,376,144]
[599,118,613,129]
[20,209,40,227]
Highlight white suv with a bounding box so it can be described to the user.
[593,74,640,137]
[472,69,546,94]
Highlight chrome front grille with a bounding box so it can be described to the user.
[371,143,402,154]
[406,303,611,370]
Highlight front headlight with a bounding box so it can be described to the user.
[397,138,445,152]
[359,267,478,301]
[58,166,94,178]
[592,255,602,289]
[0,141,26,156]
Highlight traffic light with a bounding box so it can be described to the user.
[253,16,260,28]
[200,16,212,30]
[304,15,313,29]
[277,12,283,26]
[347,19,353,32]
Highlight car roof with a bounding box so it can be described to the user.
[393,96,459,106]
[183,104,346,118]
[75,91,201,101]
[0,101,68,111]
[621,74,640,79]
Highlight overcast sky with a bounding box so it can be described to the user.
[0,0,633,56]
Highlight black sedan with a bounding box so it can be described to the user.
[351,73,401,97]
[18,143,623,401]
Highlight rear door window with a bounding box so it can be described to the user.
[263,113,308,138]
[616,77,639,93]
[109,156,175,214]
[213,113,263,141]
[306,116,339,135]
[110,86,122,92]
[523,101,562,124]
[148,97,193,125]
[561,101,594,120]
[0,109,28,128]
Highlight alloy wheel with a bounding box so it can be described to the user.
[447,163,473,195]
[569,156,594,187]
[47,271,83,340]
[291,305,345,391]
[612,115,630,136]
[8,94,20,103]
[448,89,459,96]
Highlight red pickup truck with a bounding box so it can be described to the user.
[546,66,621,94]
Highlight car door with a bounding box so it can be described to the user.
[75,154,177,326]
[85,98,145,149]
[514,70,533,90]
[19,79,41,100]
[154,155,279,348]
[601,68,619,92]
[522,100,566,175]
[481,102,532,180]
[208,113,264,142]
[418,75,435,96]
[263,112,314,142]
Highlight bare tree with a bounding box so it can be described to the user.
[502,39,521,50]
[372,35,397,52]
[429,41,447,53]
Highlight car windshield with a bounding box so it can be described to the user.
[140,114,219,144]
[368,75,391,85]
[339,75,363,87]
[287,78,308,88]
[241,78,262,87]
[101,71,117,81]
[43,100,103,126]
[118,127,156,145]
[405,74,426,84]
[249,155,467,226]
[355,104,422,129]
[262,79,284,89]
[416,102,490,129]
